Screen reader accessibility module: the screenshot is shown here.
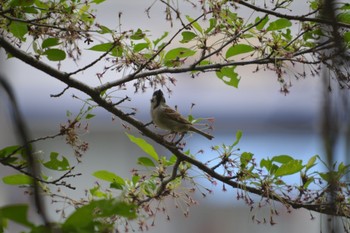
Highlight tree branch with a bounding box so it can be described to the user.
[236,0,350,29]
[1,35,349,218]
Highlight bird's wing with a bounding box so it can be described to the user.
[163,107,191,125]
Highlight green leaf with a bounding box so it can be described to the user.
[153,31,169,47]
[110,181,124,190]
[344,32,350,44]
[88,42,122,57]
[226,44,254,58]
[232,130,242,147]
[240,152,253,168]
[168,155,177,166]
[216,66,240,88]
[62,199,136,232]
[186,15,202,33]
[88,42,113,52]
[271,155,294,164]
[10,0,35,6]
[303,177,314,189]
[305,155,317,171]
[93,170,125,185]
[43,49,66,61]
[274,160,303,177]
[266,18,292,31]
[85,113,95,119]
[164,47,196,61]
[9,21,28,40]
[133,43,149,52]
[42,38,60,49]
[282,28,292,41]
[126,133,159,160]
[43,152,70,171]
[180,31,197,43]
[0,204,34,228]
[137,157,156,167]
[23,6,38,13]
[205,18,217,33]
[130,28,145,40]
[132,175,140,184]
[0,145,21,159]
[92,0,106,3]
[255,16,269,30]
[337,12,350,24]
[260,158,271,170]
[89,186,107,198]
[97,25,113,34]
[2,174,33,185]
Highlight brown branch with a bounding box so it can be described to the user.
[235,0,350,29]
[68,41,119,76]
[1,36,349,218]
[0,76,52,229]
[191,14,269,68]
[138,157,182,205]
[95,40,334,92]
[128,13,206,79]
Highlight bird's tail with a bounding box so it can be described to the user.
[191,127,214,140]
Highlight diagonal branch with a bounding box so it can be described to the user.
[1,36,349,218]
[95,39,334,92]
[235,0,350,29]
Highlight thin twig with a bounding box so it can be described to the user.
[236,0,350,29]
[0,76,52,229]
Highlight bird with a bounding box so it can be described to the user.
[150,89,214,140]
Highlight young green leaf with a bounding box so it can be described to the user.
[337,12,350,24]
[85,113,95,119]
[0,145,21,159]
[153,31,169,47]
[205,18,217,33]
[88,42,122,57]
[9,21,28,40]
[62,199,136,232]
[130,28,145,40]
[164,47,196,61]
[97,25,113,34]
[186,15,203,33]
[43,152,70,171]
[255,16,269,30]
[271,155,294,164]
[305,155,317,171]
[43,49,66,61]
[226,44,254,58]
[232,130,243,147]
[2,174,33,185]
[0,204,34,228]
[92,0,106,3]
[137,157,156,167]
[126,133,159,160]
[89,186,108,198]
[344,32,350,45]
[133,43,149,52]
[180,31,197,43]
[274,160,303,177]
[240,152,253,168]
[216,66,240,88]
[93,170,125,185]
[42,38,60,49]
[266,18,292,31]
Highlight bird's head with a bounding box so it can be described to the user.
[151,89,165,108]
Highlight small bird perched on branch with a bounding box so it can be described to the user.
[150,89,214,140]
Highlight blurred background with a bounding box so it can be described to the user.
[0,1,348,232]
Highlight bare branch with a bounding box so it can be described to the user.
[236,0,350,29]
[1,30,349,218]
